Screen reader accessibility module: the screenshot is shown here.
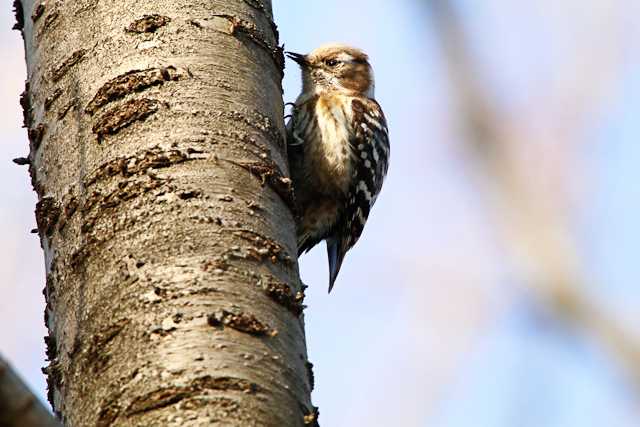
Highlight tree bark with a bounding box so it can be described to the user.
[15,0,315,425]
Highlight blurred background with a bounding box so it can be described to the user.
[2,1,640,425]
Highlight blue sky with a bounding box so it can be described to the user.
[1,1,639,426]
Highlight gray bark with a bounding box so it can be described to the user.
[15,0,316,425]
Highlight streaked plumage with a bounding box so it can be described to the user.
[286,44,390,292]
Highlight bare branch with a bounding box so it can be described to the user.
[0,356,60,427]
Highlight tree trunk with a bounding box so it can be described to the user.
[15,0,315,425]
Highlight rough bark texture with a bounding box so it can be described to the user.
[0,356,61,427]
[15,0,316,425]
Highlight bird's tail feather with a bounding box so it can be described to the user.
[327,238,347,293]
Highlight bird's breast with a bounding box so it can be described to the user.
[304,94,353,195]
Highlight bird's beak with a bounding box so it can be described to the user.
[286,51,309,67]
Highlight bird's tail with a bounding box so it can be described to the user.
[326,237,348,293]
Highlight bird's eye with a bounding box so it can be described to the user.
[324,59,339,67]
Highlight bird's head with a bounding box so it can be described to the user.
[287,44,375,98]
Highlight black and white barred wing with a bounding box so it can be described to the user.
[327,98,390,290]
[346,99,390,244]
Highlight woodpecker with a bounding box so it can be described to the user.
[286,44,390,292]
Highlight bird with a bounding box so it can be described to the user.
[285,44,390,292]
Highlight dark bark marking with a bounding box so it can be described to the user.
[57,193,78,231]
[57,101,74,120]
[28,123,46,151]
[228,160,296,215]
[240,0,280,50]
[96,389,124,427]
[92,98,160,141]
[72,0,99,16]
[84,146,202,187]
[246,200,263,211]
[42,360,62,409]
[51,49,87,83]
[176,396,246,415]
[35,195,61,237]
[43,327,60,409]
[80,178,165,233]
[126,376,259,416]
[202,257,230,273]
[31,2,45,22]
[12,157,30,165]
[178,189,202,200]
[56,147,202,231]
[232,228,293,265]
[97,401,120,427]
[125,14,170,34]
[70,246,89,270]
[207,309,277,337]
[35,10,59,40]
[216,110,285,157]
[305,361,315,392]
[44,334,57,364]
[19,81,31,128]
[85,319,129,373]
[44,88,62,111]
[85,66,188,114]
[212,14,284,76]
[12,0,24,31]
[263,280,304,316]
[227,109,285,149]
[43,270,55,322]
[42,337,60,408]
[242,0,271,18]
[187,19,202,29]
